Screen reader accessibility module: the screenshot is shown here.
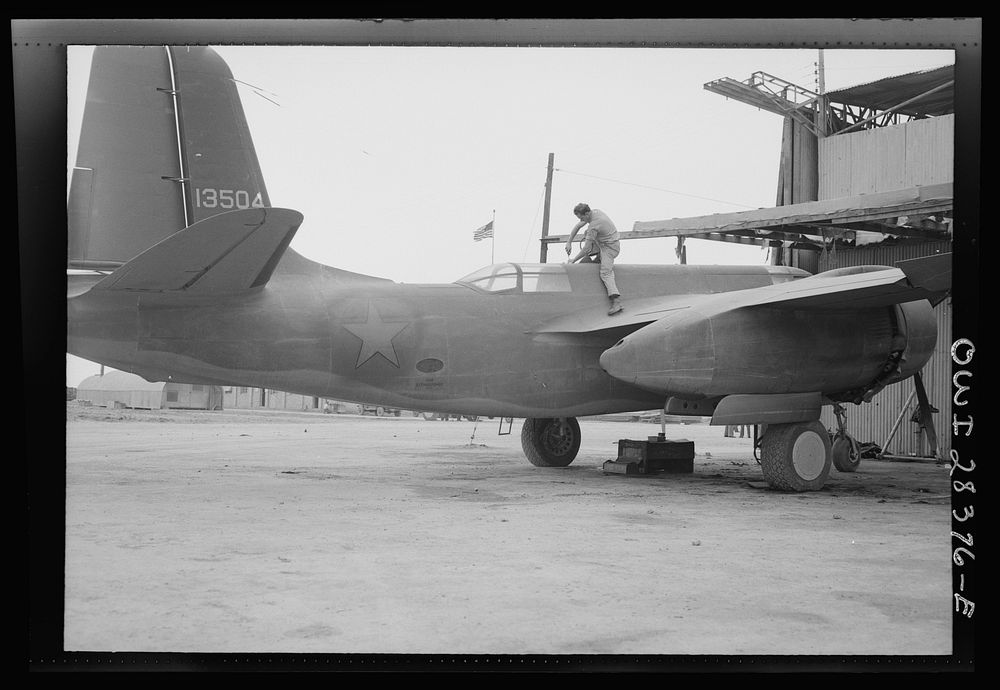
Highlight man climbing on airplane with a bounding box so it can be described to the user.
[565,203,624,315]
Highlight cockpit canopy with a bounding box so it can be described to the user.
[456,263,572,293]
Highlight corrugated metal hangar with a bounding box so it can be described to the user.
[603,63,954,460]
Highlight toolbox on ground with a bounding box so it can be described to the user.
[602,436,695,475]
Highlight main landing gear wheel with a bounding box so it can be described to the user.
[759,421,832,492]
[521,417,581,467]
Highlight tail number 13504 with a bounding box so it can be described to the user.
[194,188,265,210]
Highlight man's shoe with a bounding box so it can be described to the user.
[608,296,623,315]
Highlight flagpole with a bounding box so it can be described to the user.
[491,209,495,264]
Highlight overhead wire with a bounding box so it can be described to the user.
[231,79,282,107]
[553,168,759,209]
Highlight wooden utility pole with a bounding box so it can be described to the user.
[539,152,554,263]
[816,49,827,137]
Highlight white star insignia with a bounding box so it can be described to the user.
[343,302,409,368]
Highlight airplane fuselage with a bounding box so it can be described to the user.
[68,259,828,416]
[68,258,936,417]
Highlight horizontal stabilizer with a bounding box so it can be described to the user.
[92,208,303,293]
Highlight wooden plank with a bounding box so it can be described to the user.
[689,232,769,247]
[541,183,952,244]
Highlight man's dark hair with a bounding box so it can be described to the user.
[573,203,591,216]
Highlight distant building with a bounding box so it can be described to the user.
[222,386,324,412]
[76,370,223,410]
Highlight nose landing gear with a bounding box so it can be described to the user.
[831,403,861,473]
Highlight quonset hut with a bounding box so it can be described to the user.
[76,370,223,410]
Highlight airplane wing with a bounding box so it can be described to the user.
[743,266,919,310]
[741,253,951,311]
[528,295,691,334]
[895,252,952,306]
[91,207,303,294]
[530,253,951,336]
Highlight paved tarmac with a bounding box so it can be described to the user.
[64,403,953,657]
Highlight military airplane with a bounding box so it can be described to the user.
[67,46,950,492]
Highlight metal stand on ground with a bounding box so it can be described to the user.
[911,372,940,461]
[878,371,941,462]
[602,401,694,476]
[880,389,916,459]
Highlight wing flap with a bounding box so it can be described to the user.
[92,207,303,293]
[710,393,823,425]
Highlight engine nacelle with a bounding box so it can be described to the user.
[888,299,939,380]
[599,300,937,400]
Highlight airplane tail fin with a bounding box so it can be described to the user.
[69,46,274,269]
[92,207,303,294]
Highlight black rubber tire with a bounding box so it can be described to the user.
[521,417,581,467]
[832,435,861,472]
[759,421,832,491]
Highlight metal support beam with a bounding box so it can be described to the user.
[705,71,821,136]
[688,232,769,247]
[833,80,954,135]
[912,371,940,460]
[880,388,916,459]
[833,219,952,241]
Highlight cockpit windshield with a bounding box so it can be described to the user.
[456,263,572,293]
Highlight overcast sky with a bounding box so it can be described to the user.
[66,45,953,386]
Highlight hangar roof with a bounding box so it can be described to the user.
[825,64,954,118]
[543,183,953,251]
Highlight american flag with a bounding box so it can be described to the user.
[473,220,494,242]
